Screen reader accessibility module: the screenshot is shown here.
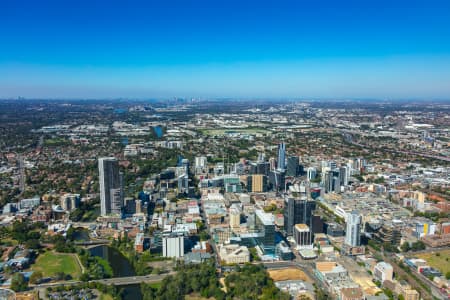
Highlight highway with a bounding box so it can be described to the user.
[32,272,175,289]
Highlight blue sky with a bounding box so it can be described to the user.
[1,0,450,99]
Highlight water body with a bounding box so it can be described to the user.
[72,228,89,241]
[89,245,142,299]
[153,126,163,138]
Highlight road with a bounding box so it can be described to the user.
[32,272,175,289]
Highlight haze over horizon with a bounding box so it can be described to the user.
[1,0,450,99]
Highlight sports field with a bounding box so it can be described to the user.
[416,249,450,274]
[32,251,82,279]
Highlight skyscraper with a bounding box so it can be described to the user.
[269,169,285,191]
[255,209,276,255]
[99,157,123,216]
[247,174,268,193]
[181,158,190,176]
[284,196,316,236]
[345,210,361,247]
[307,167,317,181]
[339,166,348,186]
[277,142,286,171]
[286,156,299,177]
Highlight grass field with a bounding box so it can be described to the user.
[147,282,162,290]
[32,251,82,279]
[416,249,450,274]
[100,294,114,300]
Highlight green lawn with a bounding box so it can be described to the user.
[148,282,162,290]
[100,294,114,300]
[416,249,450,274]
[32,251,82,279]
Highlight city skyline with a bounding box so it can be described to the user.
[1,0,450,99]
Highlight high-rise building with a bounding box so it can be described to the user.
[307,167,317,181]
[229,205,240,229]
[194,156,208,174]
[286,156,299,177]
[323,168,341,193]
[345,210,361,247]
[250,161,270,176]
[257,152,265,162]
[329,161,337,169]
[255,209,276,255]
[162,235,184,258]
[60,193,80,212]
[339,166,348,186]
[294,224,312,247]
[284,196,316,236]
[124,197,136,215]
[181,158,190,176]
[311,214,324,234]
[247,174,267,192]
[269,157,277,171]
[224,175,242,193]
[277,143,286,170]
[98,157,123,216]
[269,169,285,191]
[177,174,189,194]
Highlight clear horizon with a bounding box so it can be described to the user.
[1,0,450,99]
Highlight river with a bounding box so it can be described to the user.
[89,245,142,299]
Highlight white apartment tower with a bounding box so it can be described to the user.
[345,210,361,247]
[162,235,184,258]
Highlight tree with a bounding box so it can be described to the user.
[25,239,41,249]
[11,273,28,292]
[446,271,450,280]
[80,273,90,282]
[401,242,411,252]
[411,241,426,251]
[30,271,43,284]
[54,272,66,280]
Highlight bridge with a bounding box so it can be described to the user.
[71,222,98,229]
[95,273,174,285]
[74,240,110,248]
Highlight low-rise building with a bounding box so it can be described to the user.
[403,289,420,300]
[219,244,250,264]
[374,262,394,283]
[340,287,364,300]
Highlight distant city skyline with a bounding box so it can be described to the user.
[1,0,450,99]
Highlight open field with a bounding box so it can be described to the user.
[31,251,82,279]
[268,268,311,282]
[416,249,450,274]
